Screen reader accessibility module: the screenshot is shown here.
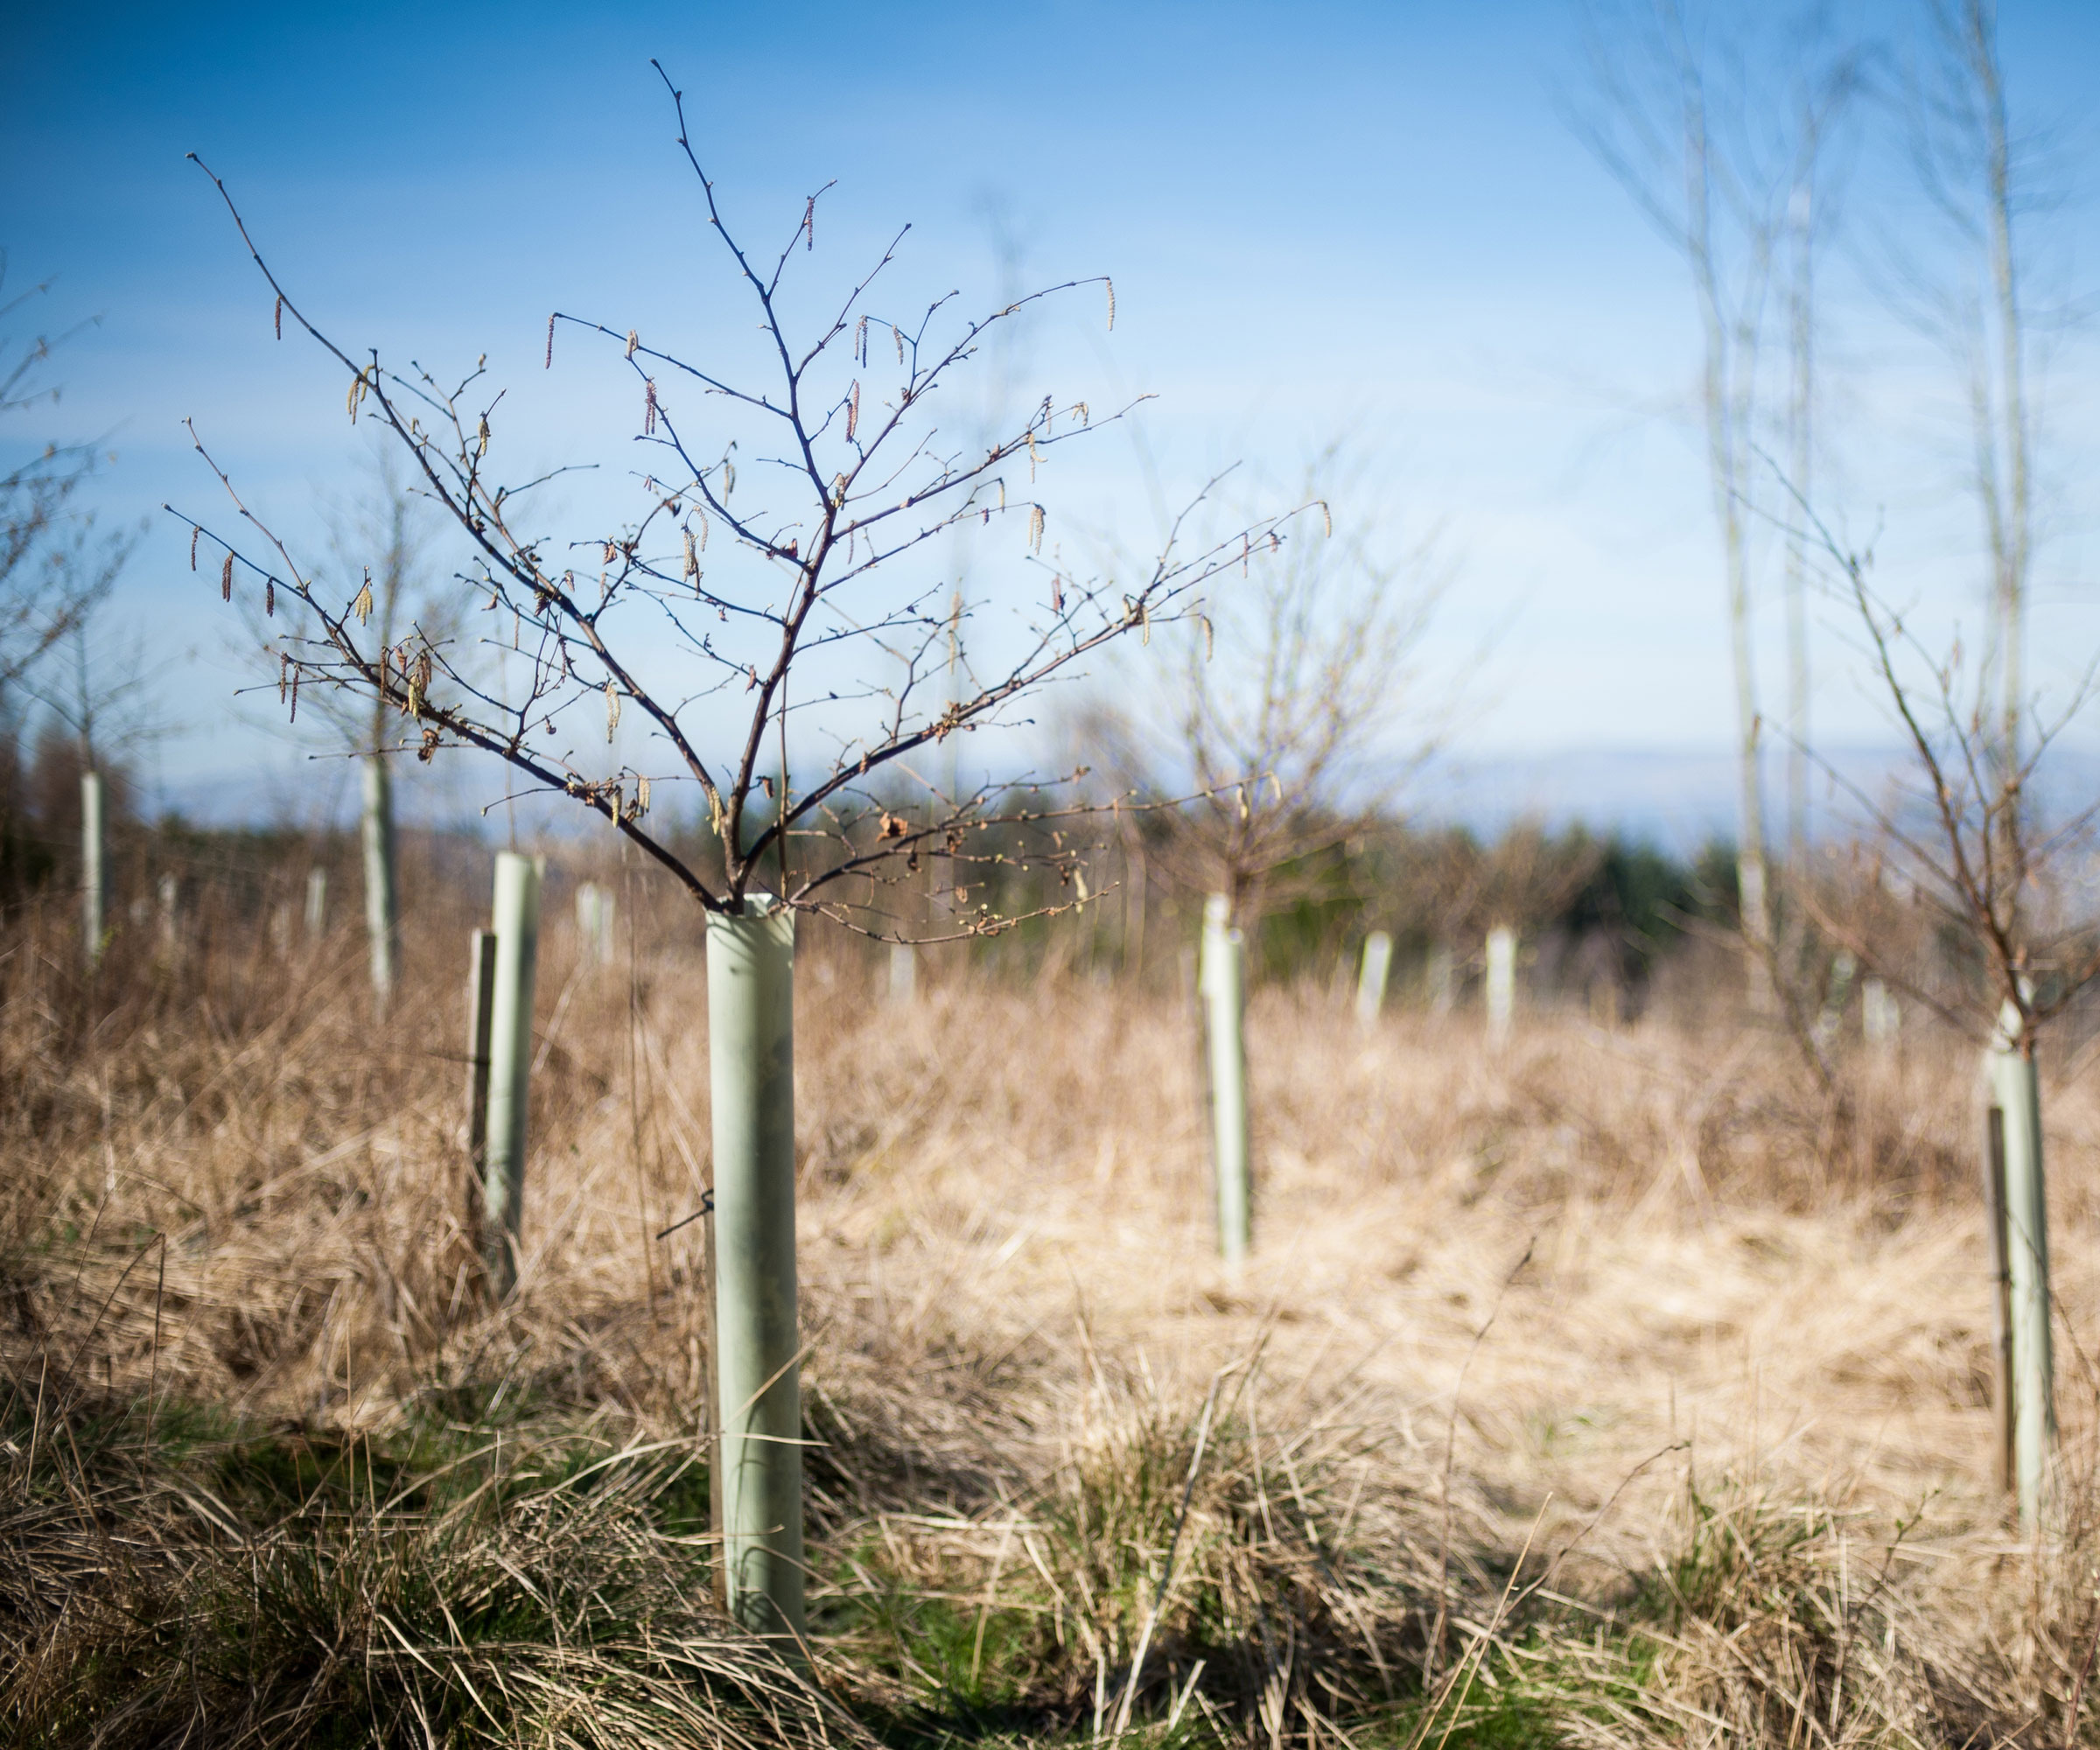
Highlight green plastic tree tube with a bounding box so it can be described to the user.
[361,757,399,1015]
[80,770,104,966]
[1200,894,1250,1265]
[1356,930,1393,1027]
[707,894,806,1648]
[1485,924,1516,1046]
[480,852,542,1296]
[1991,1001,2054,1530]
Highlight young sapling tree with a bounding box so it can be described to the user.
[0,264,129,701]
[27,617,165,969]
[1797,503,2100,1531]
[1783,0,2087,1527]
[1575,0,1860,1004]
[1392,824,1601,1039]
[172,68,1306,1644]
[230,454,447,1016]
[1084,461,1443,1257]
[3,267,133,947]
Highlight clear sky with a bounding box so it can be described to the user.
[4,0,2096,841]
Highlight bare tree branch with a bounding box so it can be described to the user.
[169,88,1303,934]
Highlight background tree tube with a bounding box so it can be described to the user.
[1355,929,1393,1028]
[80,768,103,966]
[1991,1002,2054,1529]
[480,853,542,1297]
[1485,924,1516,1047]
[360,755,399,1014]
[1201,894,1251,1264]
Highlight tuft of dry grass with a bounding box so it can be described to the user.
[10,853,2100,1745]
[0,1389,863,1748]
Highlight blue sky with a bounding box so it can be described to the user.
[4,1,2096,842]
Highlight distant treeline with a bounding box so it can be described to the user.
[1,734,1747,1013]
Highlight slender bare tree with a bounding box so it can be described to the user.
[1075,457,1444,1262]
[233,451,449,1011]
[1877,0,2057,784]
[1793,487,2099,1526]
[172,67,1306,1645]
[1781,64,1846,865]
[1575,1,1860,998]
[1781,0,2093,1522]
[1,262,138,938]
[1083,458,1446,934]
[0,260,129,705]
[1390,823,1603,971]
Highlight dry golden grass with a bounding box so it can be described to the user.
[8,854,2100,1746]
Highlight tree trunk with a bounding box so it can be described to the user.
[1784,178,1815,865]
[1977,1,2028,769]
[1427,942,1454,1017]
[1685,91,1773,1006]
[1726,500,1773,1006]
[1123,834,1148,980]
